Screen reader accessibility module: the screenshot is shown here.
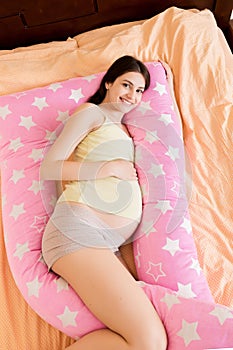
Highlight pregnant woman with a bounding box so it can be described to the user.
[41,55,167,350]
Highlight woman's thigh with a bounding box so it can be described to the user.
[52,248,166,344]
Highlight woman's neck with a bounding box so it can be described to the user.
[98,103,124,123]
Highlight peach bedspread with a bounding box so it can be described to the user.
[0,7,232,349]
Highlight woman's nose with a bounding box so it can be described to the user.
[127,89,136,100]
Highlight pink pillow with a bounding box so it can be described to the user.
[0,62,214,341]
[124,67,213,300]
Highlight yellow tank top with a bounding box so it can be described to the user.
[58,115,142,221]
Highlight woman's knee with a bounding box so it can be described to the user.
[138,334,167,350]
[146,329,167,350]
[131,321,167,350]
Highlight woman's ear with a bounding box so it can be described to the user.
[105,82,113,90]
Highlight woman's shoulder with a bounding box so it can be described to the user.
[71,102,104,127]
[73,102,101,115]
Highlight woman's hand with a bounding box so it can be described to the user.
[99,160,138,180]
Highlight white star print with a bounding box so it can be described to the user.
[137,100,152,114]
[141,220,157,237]
[8,137,24,152]
[28,148,44,162]
[209,305,233,325]
[135,242,141,268]
[2,160,7,170]
[57,306,78,327]
[165,145,180,161]
[30,215,48,233]
[181,217,193,234]
[54,277,70,293]
[134,148,142,162]
[153,82,167,96]
[146,261,166,282]
[10,203,26,220]
[45,129,57,143]
[2,194,6,207]
[148,163,165,178]
[162,237,181,256]
[177,320,200,346]
[19,116,36,130]
[10,169,25,184]
[177,282,197,298]
[48,83,63,92]
[56,110,70,123]
[154,200,172,214]
[38,253,46,265]
[14,92,27,99]
[145,130,159,144]
[190,258,202,276]
[159,113,174,126]
[82,74,97,82]
[49,194,57,208]
[32,97,49,111]
[27,276,43,298]
[0,104,11,120]
[161,292,181,310]
[145,225,157,237]
[69,88,84,103]
[28,180,44,195]
[13,241,30,260]
[171,181,180,195]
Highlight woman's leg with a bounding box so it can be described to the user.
[52,248,167,350]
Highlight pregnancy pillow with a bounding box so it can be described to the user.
[0,62,213,340]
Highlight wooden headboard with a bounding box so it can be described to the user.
[0,0,232,51]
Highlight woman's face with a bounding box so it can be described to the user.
[103,71,146,113]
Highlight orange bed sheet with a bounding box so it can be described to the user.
[0,7,232,349]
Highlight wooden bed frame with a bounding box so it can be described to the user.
[0,0,232,51]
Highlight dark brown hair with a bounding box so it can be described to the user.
[87,55,150,105]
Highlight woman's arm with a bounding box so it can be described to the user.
[40,103,108,181]
[40,103,138,182]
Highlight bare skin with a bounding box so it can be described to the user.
[41,71,167,349]
[53,248,167,350]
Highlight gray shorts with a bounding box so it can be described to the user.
[42,203,134,269]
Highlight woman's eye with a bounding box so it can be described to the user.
[123,83,130,88]
[137,89,144,94]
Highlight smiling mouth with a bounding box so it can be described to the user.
[120,97,133,105]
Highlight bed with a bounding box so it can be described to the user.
[0,0,232,349]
